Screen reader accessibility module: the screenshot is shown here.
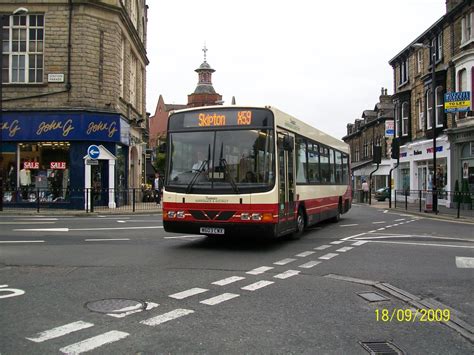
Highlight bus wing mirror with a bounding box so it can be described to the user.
[283,135,294,152]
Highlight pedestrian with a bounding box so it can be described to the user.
[154,173,162,205]
[362,179,369,203]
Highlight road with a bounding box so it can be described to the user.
[0,205,473,354]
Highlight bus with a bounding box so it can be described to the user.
[162,105,351,238]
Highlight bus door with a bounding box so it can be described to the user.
[277,132,296,234]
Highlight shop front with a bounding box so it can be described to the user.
[1,111,130,209]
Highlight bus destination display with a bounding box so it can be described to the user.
[183,110,252,128]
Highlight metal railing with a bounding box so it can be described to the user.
[1,187,162,213]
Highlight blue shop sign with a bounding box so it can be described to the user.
[1,112,121,142]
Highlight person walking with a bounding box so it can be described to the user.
[154,173,162,206]
[361,179,369,203]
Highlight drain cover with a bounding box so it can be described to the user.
[85,298,146,314]
[359,341,404,354]
[358,292,390,302]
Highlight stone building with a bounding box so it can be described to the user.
[388,0,474,203]
[342,88,394,191]
[1,0,148,209]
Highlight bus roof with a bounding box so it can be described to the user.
[169,105,349,154]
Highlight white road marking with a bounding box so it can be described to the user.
[26,321,94,343]
[140,309,194,326]
[319,253,339,260]
[85,238,130,242]
[117,220,126,223]
[16,218,59,221]
[200,293,240,305]
[336,246,353,252]
[372,221,386,224]
[314,245,331,250]
[107,302,159,318]
[212,276,245,286]
[295,251,315,257]
[455,257,474,268]
[330,241,344,245]
[341,232,367,241]
[340,224,358,227]
[59,331,129,354]
[246,266,273,275]
[352,241,368,246]
[169,288,208,300]
[274,258,297,265]
[0,222,55,225]
[164,235,204,239]
[383,210,388,213]
[395,218,406,221]
[355,234,474,242]
[274,270,300,279]
[361,240,474,249]
[299,261,321,269]
[242,280,274,291]
[14,226,163,232]
[377,228,386,231]
[13,228,69,232]
[0,240,45,243]
[0,285,25,299]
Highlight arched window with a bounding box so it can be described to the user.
[401,102,409,136]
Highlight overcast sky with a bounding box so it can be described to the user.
[145,0,446,140]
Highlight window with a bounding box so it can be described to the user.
[307,143,320,184]
[355,147,359,162]
[435,86,444,127]
[426,89,433,129]
[329,148,335,184]
[430,34,443,63]
[416,50,423,74]
[417,99,424,131]
[461,12,472,44]
[458,69,468,119]
[129,53,137,108]
[401,102,409,136]
[399,59,409,85]
[319,146,330,183]
[363,140,368,159]
[335,151,342,184]
[296,137,307,183]
[394,103,400,137]
[2,14,44,83]
[342,154,349,185]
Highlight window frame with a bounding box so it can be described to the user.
[401,102,409,136]
[435,86,444,127]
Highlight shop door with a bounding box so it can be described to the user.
[418,166,428,191]
[91,161,108,206]
[277,133,296,235]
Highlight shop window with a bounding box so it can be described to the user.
[16,142,70,202]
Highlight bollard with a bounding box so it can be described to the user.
[132,188,136,212]
[86,188,89,213]
[405,191,408,210]
[90,188,94,213]
[394,190,397,209]
[36,189,40,213]
[419,190,422,212]
[457,192,461,219]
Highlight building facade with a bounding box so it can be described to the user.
[342,88,394,192]
[1,0,148,208]
[389,0,474,204]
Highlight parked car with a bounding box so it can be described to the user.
[374,187,390,201]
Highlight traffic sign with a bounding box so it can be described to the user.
[87,145,100,159]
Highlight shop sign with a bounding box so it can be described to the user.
[427,146,443,154]
[47,74,65,83]
[1,112,121,142]
[385,120,394,137]
[444,91,471,113]
[400,152,407,158]
[50,162,66,169]
[24,161,39,169]
[414,150,422,155]
[85,159,99,165]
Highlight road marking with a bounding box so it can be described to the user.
[26,321,94,343]
[13,228,69,232]
[59,331,129,354]
[242,280,274,291]
[395,219,406,221]
[319,253,339,260]
[85,238,130,242]
[274,258,297,265]
[372,221,386,224]
[0,240,45,243]
[455,257,474,268]
[169,288,208,300]
[117,220,126,223]
[336,246,353,252]
[314,245,331,250]
[377,228,386,231]
[107,302,159,318]
[299,261,321,269]
[200,293,240,305]
[340,224,358,227]
[355,234,474,242]
[164,235,204,239]
[341,232,367,241]
[246,266,273,275]
[140,309,194,326]
[360,240,474,249]
[352,241,368,246]
[212,276,245,286]
[0,222,55,225]
[330,241,344,245]
[383,210,388,213]
[274,270,300,279]
[0,285,25,299]
[14,226,163,232]
[295,251,315,257]
[16,218,59,221]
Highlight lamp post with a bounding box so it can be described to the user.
[413,40,438,214]
[0,14,6,212]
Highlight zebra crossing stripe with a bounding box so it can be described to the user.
[169,288,208,300]
[274,270,300,279]
[59,331,129,354]
[26,321,94,343]
[200,293,240,305]
[140,309,194,326]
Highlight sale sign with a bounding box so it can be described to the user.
[50,162,66,169]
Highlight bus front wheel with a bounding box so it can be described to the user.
[293,208,306,239]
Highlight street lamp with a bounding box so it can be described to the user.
[412,40,438,214]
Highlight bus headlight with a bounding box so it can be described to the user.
[177,211,185,219]
[241,213,250,220]
[251,213,262,221]
[167,211,176,219]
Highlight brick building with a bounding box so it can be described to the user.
[1,0,148,208]
[389,0,474,203]
[342,88,394,191]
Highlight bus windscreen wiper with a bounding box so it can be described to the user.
[219,158,239,194]
[185,160,208,193]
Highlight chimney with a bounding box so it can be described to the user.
[446,0,462,12]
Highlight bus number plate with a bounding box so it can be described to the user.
[200,227,225,235]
